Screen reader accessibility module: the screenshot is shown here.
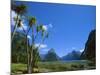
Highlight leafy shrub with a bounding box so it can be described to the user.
[88,62,95,66]
[71,64,84,70]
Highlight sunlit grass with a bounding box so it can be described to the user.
[11,60,95,74]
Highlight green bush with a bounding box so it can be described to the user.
[71,64,84,70]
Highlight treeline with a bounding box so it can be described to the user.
[12,32,27,63]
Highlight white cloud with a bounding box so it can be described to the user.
[43,23,53,30]
[41,48,50,52]
[48,23,53,28]
[11,11,17,26]
[80,49,84,52]
[35,43,47,49]
[27,35,32,40]
[17,23,28,31]
[39,48,50,54]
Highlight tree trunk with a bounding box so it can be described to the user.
[12,15,19,42]
[31,26,38,72]
[26,35,31,73]
[28,49,33,73]
[16,54,19,63]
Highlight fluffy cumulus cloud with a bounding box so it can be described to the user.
[35,43,47,49]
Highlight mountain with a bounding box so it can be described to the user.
[81,29,96,62]
[61,50,81,61]
[43,48,60,61]
[40,54,45,61]
[40,49,82,61]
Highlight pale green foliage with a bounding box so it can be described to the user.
[36,25,49,38]
[28,16,37,27]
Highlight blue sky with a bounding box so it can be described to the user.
[14,1,96,57]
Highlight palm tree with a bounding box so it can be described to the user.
[27,17,49,73]
[27,16,37,73]
[17,16,33,73]
[33,25,49,72]
[11,4,27,42]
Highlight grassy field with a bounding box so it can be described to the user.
[11,60,96,74]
